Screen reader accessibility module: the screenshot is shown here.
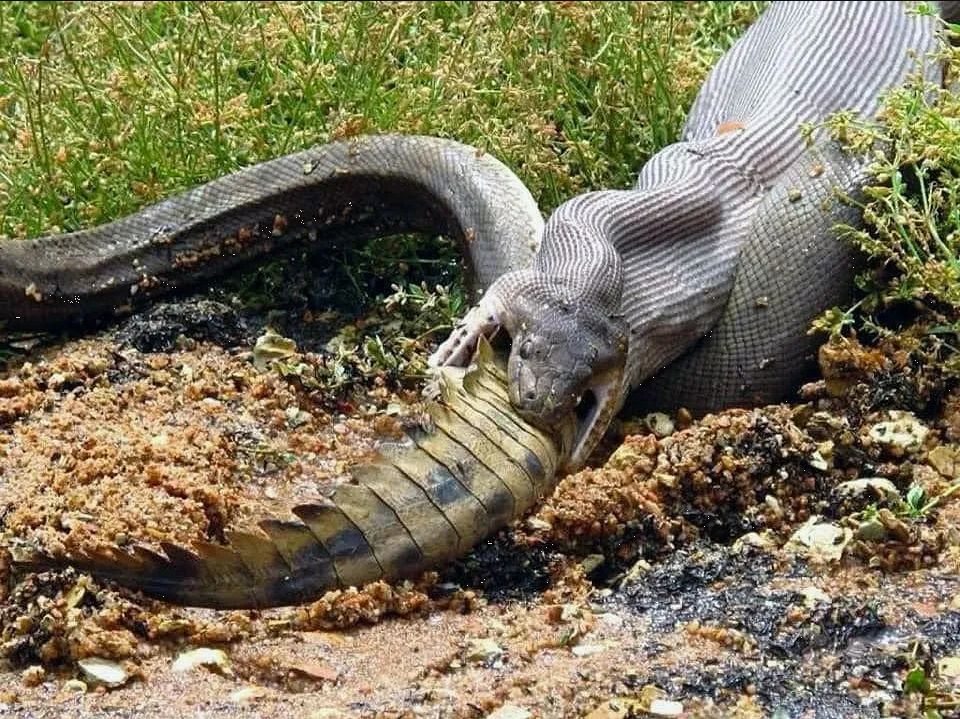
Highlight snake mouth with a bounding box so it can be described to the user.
[565,369,620,474]
[574,389,597,444]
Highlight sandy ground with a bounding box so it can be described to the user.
[2,294,960,719]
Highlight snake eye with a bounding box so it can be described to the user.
[519,339,533,360]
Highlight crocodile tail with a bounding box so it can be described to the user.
[13,339,573,609]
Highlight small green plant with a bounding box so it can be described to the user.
[898,641,960,718]
[905,663,932,695]
[906,480,960,518]
[810,22,960,360]
[902,484,930,518]
[383,281,466,343]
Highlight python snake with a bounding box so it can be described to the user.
[4,2,960,607]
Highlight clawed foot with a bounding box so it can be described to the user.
[428,298,504,368]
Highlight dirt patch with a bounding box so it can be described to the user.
[3,302,960,718]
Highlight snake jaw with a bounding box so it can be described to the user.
[564,361,623,474]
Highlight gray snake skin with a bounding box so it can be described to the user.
[2,1,958,474]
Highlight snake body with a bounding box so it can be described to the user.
[433,0,957,468]
[5,2,960,606]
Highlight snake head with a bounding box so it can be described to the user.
[505,289,628,474]
[428,270,628,473]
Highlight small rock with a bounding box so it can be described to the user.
[486,705,531,719]
[808,450,829,471]
[285,406,312,428]
[580,554,605,574]
[230,686,269,703]
[572,644,607,658]
[733,532,777,552]
[487,620,508,635]
[155,619,193,637]
[585,698,643,719]
[799,586,831,607]
[466,638,503,664]
[649,699,684,717]
[928,445,960,479]
[288,660,340,683]
[856,518,888,542]
[938,656,960,679]
[868,412,929,456]
[805,411,848,439]
[253,330,298,371]
[644,412,674,438]
[786,517,851,562]
[835,477,900,501]
[63,679,88,694]
[526,517,552,532]
[21,665,45,688]
[311,709,351,719]
[172,647,231,674]
[77,657,129,688]
[64,582,87,609]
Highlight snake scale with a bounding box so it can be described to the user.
[4,1,959,607]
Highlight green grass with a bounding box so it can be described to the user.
[4,1,960,384]
[0,1,765,242]
[808,21,960,368]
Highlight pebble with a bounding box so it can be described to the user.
[733,531,777,551]
[77,657,129,687]
[287,660,340,683]
[867,411,929,455]
[466,638,504,663]
[786,517,851,562]
[928,445,960,478]
[580,554,605,574]
[644,412,675,438]
[526,516,553,532]
[798,586,831,607]
[572,644,607,658]
[21,665,45,688]
[230,686,269,703]
[834,477,900,501]
[808,450,829,471]
[311,709,351,719]
[649,699,684,717]
[285,406,312,427]
[172,647,231,674]
[486,705,531,719]
[939,656,960,678]
[252,330,298,370]
[856,518,888,542]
